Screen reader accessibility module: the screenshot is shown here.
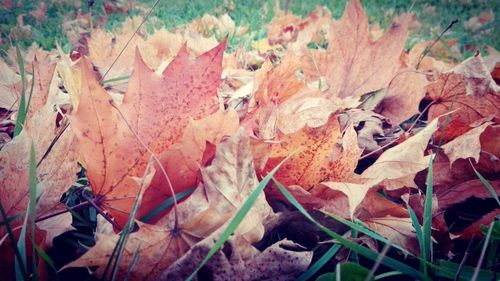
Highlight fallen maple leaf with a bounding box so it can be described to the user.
[69,38,226,227]
[262,115,342,190]
[65,129,271,280]
[141,109,240,222]
[427,53,500,125]
[63,221,192,281]
[302,0,408,100]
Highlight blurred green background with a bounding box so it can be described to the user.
[0,0,498,57]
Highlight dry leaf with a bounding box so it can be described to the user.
[302,0,408,99]
[63,221,192,281]
[69,39,226,226]
[441,121,493,165]
[338,109,390,152]
[377,70,428,125]
[262,115,342,190]
[427,53,500,125]
[360,117,440,189]
[162,234,312,281]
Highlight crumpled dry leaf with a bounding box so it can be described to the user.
[195,128,271,243]
[162,233,312,281]
[441,121,493,165]
[187,13,236,38]
[338,109,391,152]
[376,70,428,125]
[302,0,408,100]
[63,221,192,281]
[427,53,500,125]
[463,10,494,32]
[360,116,440,189]
[262,115,341,190]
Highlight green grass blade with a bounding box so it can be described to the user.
[14,45,27,137]
[105,162,153,281]
[469,162,500,207]
[422,156,434,280]
[139,188,195,223]
[274,179,423,280]
[34,244,59,281]
[0,201,29,281]
[296,243,341,281]
[407,204,425,273]
[472,222,494,281]
[101,75,130,85]
[435,260,494,281]
[322,212,412,256]
[186,155,290,281]
[28,142,38,281]
[25,63,35,115]
[374,271,403,280]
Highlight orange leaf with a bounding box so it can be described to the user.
[69,38,227,227]
[302,0,408,99]
[262,115,342,190]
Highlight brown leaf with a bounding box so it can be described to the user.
[302,0,408,99]
[441,121,493,165]
[427,54,500,125]
[162,235,312,281]
[63,222,192,281]
[338,109,391,152]
[376,69,428,125]
[262,115,342,190]
[360,117,440,189]
[157,128,271,245]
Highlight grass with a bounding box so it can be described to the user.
[1,0,499,56]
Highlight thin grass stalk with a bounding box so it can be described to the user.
[0,201,29,281]
[297,243,341,281]
[471,222,494,281]
[422,156,435,280]
[274,178,423,279]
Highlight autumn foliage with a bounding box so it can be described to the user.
[0,0,499,280]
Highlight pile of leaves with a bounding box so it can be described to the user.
[0,0,499,280]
